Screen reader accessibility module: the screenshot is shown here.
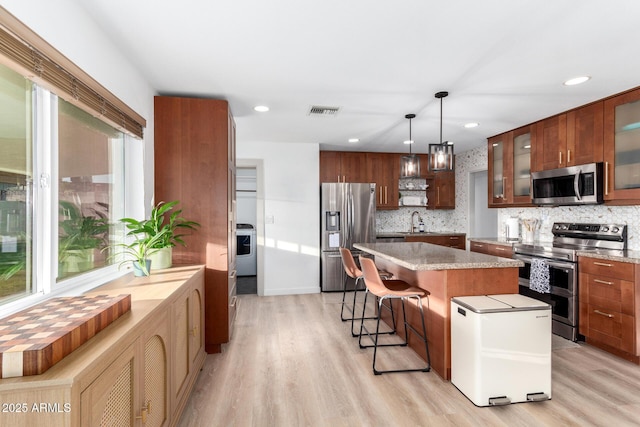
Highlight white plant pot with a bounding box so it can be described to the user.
[148,247,172,270]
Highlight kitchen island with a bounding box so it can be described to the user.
[354,242,523,380]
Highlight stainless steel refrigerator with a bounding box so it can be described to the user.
[320,182,377,292]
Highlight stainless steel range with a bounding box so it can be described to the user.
[513,222,627,341]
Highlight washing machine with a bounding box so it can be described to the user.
[236,224,257,276]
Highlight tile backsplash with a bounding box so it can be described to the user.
[497,205,640,250]
[376,144,640,250]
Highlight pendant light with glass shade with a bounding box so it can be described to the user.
[400,113,421,178]
[429,91,454,171]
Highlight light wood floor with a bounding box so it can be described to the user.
[178,292,640,427]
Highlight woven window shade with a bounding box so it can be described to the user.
[0,7,145,138]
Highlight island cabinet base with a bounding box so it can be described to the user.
[376,260,519,380]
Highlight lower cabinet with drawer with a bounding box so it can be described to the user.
[469,240,513,258]
[404,233,466,250]
[579,256,639,363]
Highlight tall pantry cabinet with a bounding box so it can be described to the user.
[154,96,237,354]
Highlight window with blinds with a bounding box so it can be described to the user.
[0,7,145,138]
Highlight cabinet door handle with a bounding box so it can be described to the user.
[567,149,571,164]
[474,244,484,248]
[495,247,506,251]
[594,309,614,318]
[437,187,440,205]
[605,162,609,196]
[229,269,237,279]
[449,236,459,240]
[190,326,198,336]
[230,295,238,308]
[593,262,613,267]
[502,177,507,199]
[559,151,563,165]
[384,186,388,204]
[593,279,614,285]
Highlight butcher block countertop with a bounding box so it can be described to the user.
[354,242,523,271]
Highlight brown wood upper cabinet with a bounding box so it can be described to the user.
[566,102,604,167]
[319,151,368,182]
[534,114,568,171]
[425,170,455,209]
[320,150,455,210]
[534,103,604,172]
[488,125,533,207]
[603,87,640,203]
[367,153,399,209]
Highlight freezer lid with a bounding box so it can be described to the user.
[452,294,551,313]
[489,294,551,310]
[451,295,510,313]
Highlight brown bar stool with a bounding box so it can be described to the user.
[339,248,393,336]
[358,255,431,375]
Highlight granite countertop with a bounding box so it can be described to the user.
[354,242,524,271]
[377,231,466,238]
[466,238,640,264]
[467,237,517,246]
[577,249,640,264]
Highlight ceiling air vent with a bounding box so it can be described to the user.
[308,105,340,116]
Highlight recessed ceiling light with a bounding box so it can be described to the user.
[563,76,591,86]
[404,140,414,145]
[254,105,269,112]
[464,122,479,128]
[348,138,359,143]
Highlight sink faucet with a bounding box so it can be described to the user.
[410,211,421,233]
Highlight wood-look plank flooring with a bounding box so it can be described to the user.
[178,292,640,427]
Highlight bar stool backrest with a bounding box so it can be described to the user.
[359,256,390,298]
[340,247,362,279]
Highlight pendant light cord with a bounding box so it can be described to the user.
[439,96,443,145]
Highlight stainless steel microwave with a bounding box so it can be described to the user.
[531,162,603,205]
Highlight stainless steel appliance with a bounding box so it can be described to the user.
[236,224,256,276]
[320,183,376,292]
[531,162,603,206]
[513,222,627,341]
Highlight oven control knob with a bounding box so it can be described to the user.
[561,224,568,230]
[602,226,609,232]
[612,226,619,233]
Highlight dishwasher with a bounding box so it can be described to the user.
[450,294,551,406]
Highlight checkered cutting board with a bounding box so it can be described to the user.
[0,294,131,378]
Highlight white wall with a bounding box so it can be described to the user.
[2,0,156,217]
[237,142,320,295]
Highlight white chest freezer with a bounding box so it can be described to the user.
[451,294,551,406]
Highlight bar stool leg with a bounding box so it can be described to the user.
[340,274,352,321]
[371,295,431,375]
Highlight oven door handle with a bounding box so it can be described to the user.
[514,255,576,271]
[574,168,582,201]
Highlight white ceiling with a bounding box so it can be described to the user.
[77,0,640,154]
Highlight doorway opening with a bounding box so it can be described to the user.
[236,160,265,295]
[468,169,497,238]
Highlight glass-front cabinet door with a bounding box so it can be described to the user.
[604,88,640,202]
[488,127,533,207]
[488,134,508,206]
[512,125,533,205]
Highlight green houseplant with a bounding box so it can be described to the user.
[106,200,199,276]
[105,224,167,276]
[145,201,200,270]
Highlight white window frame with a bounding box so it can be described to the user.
[0,86,132,318]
